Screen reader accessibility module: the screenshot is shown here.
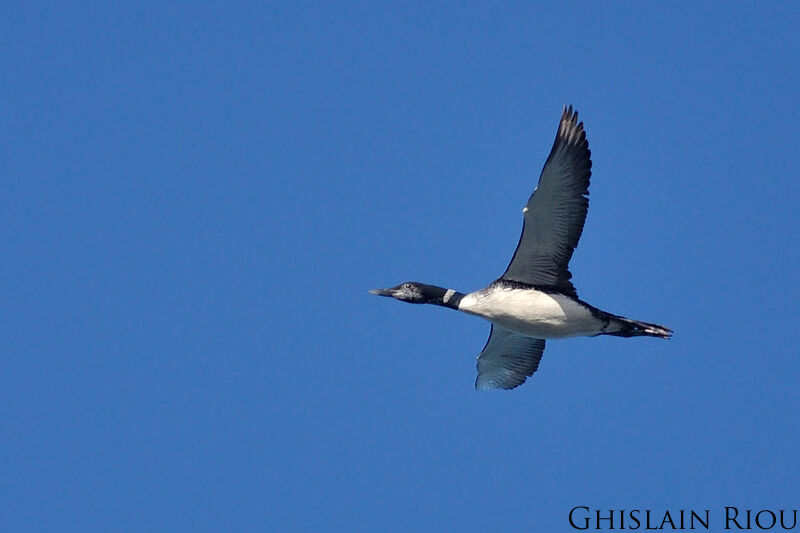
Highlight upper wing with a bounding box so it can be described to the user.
[500,106,592,297]
[475,325,546,390]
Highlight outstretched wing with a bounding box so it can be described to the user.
[501,105,592,297]
[475,326,546,390]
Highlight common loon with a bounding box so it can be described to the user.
[371,106,672,390]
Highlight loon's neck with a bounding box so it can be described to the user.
[420,284,465,310]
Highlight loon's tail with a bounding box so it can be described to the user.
[604,316,673,339]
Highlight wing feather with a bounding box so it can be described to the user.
[475,326,546,390]
[501,105,592,297]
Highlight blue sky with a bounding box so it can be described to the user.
[2,2,799,531]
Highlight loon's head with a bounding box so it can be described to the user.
[369,282,440,304]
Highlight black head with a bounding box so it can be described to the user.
[369,282,445,304]
[369,282,430,303]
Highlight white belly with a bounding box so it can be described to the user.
[458,288,604,338]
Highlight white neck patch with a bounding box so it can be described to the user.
[442,289,456,303]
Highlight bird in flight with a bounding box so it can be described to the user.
[371,106,671,390]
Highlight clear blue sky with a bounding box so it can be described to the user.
[3,2,799,531]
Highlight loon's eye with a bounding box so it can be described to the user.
[404,284,412,289]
